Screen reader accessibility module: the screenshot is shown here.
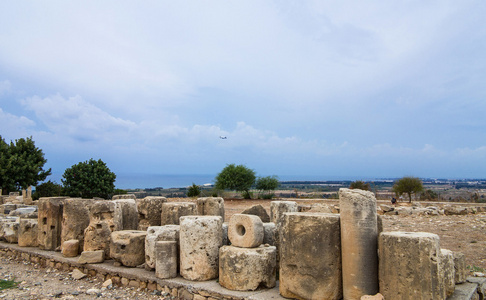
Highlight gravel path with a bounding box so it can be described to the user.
[0,255,170,300]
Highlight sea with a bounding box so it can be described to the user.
[48,172,367,190]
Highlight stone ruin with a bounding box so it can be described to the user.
[0,192,484,300]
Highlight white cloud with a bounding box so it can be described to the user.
[0,108,36,140]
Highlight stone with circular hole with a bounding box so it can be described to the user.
[228,214,263,248]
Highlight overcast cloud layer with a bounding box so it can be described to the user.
[1,1,485,187]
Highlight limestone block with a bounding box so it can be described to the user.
[466,277,486,300]
[137,197,166,231]
[112,194,136,200]
[84,201,116,257]
[180,216,222,281]
[161,202,196,225]
[9,206,37,218]
[78,250,105,264]
[3,221,19,243]
[1,204,17,215]
[228,214,263,248]
[241,204,270,222]
[113,199,139,230]
[196,197,225,221]
[270,201,298,225]
[110,230,147,267]
[18,219,38,247]
[379,231,442,299]
[62,239,80,257]
[279,212,342,300]
[37,197,65,250]
[219,245,276,291]
[145,225,180,269]
[440,249,455,297]
[339,188,379,300]
[454,252,468,284]
[61,199,95,254]
[263,222,277,246]
[0,217,17,241]
[155,241,178,279]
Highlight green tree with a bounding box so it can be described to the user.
[392,176,424,203]
[215,164,256,199]
[256,175,279,199]
[187,183,201,197]
[33,180,63,200]
[349,180,370,191]
[0,136,51,194]
[62,158,116,199]
[420,189,438,201]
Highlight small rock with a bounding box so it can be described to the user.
[102,279,112,288]
[473,272,485,277]
[86,288,101,295]
[72,268,86,280]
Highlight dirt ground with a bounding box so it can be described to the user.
[0,198,484,299]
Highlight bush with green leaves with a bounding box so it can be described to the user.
[187,183,201,197]
[0,136,51,194]
[215,164,256,199]
[349,180,370,191]
[62,158,116,199]
[256,175,279,199]
[33,180,62,200]
[392,176,423,203]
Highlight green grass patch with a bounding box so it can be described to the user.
[467,265,485,273]
[0,279,19,290]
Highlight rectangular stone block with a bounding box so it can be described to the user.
[196,197,225,221]
[155,241,178,279]
[161,202,196,225]
[61,199,95,254]
[379,231,442,299]
[145,225,180,269]
[279,212,342,300]
[18,219,38,247]
[37,197,65,250]
[137,197,166,231]
[110,230,147,267]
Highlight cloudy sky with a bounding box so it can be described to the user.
[1,1,485,187]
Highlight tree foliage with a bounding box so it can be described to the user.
[62,158,116,199]
[215,164,256,198]
[256,175,279,199]
[349,180,370,191]
[392,176,424,203]
[187,183,201,197]
[33,180,62,200]
[0,136,51,194]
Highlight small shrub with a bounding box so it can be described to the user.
[0,279,19,290]
[187,183,201,197]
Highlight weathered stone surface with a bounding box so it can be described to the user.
[18,218,38,247]
[444,205,469,215]
[8,206,37,218]
[228,214,263,248]
[340,188,378,300]
[137,197,166,231]
[448,282,480,300]
[110,230,147,267]
[0,217,17,241]
[1,204,18,215]
[3,221,19,243]
[161,202,196,225]
[440,248,455,297]
[72,268,87,280]
[83,201,116,257]
[454,252,468,284]
[219,245,276,291]
[263,222,276,246]
[197,197,225,221]
[145,225,180,269]
[112,194,136,200]
[113,199,139,230]
[241,204,270,222]
[180,216,222,281]
[279,212,342,300]
[360,293,384,300]
[38,197,65,250]
[379,231,442,299]
[380,204,394,213]
[222,223,229,245]
[155,241,178,279]
[270,201,298,225]
[78,250,105,264]
[61,199,95,254]
[467,277,486,300]
[62,239,80,257]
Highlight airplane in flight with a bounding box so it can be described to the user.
[219,136,227,139]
